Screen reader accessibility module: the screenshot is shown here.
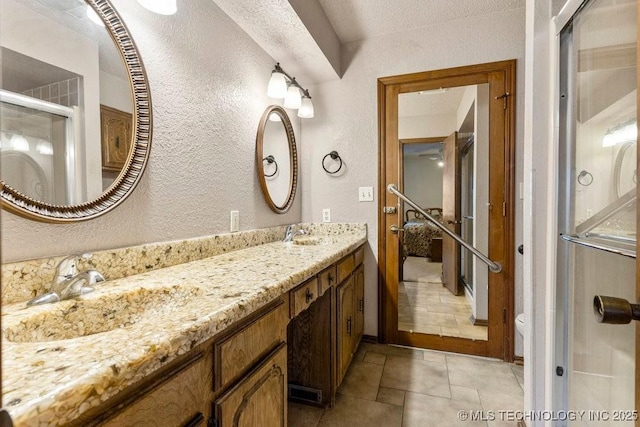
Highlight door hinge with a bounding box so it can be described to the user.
[495,92,510,110]
[503,307,507,324]
[502,201,506,217]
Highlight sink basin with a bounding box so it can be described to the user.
[292,236,336,246]
[4,285,204,343]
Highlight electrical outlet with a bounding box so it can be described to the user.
[322,208,331,223]
[230,210,239,232]
[358,186,374,202]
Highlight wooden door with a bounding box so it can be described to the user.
[337,277,354,384]
[354,264,365,345]
[378,60,516,360]
[442,131,461,295]
[214,345,287,427]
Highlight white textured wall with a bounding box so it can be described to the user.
[302,7,526,339]
[1,0,301,262]
[403,155,443,210]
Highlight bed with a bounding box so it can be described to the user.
[402,208,443,260]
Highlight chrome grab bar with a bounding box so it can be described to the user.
[387,184,502,273]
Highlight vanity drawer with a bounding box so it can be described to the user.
[354,246,364,267]
[214,299,288,391]
[290,277,319,317]
[101,353,207,427]
[318,265,337,296]
[337,254,355,283]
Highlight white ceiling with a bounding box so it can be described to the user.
[317,0,525,43]
[212,0,526,84]
[212,0,341,84]
[399,86,467,118]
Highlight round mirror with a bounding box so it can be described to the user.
[256,105,297,213]
[0,0,152,222]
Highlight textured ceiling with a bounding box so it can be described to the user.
[318,0,525,42]
[212,0,341,84]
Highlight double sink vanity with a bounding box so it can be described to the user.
[0,2,363,426]
[2,223,367,426]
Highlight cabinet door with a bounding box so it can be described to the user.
[336,276,354,384]
[354,264,365,347]
[101,354,208,427]
[214,344,287,427]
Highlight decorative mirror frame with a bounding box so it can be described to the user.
[256,105,298,214]
[0,0,152,223]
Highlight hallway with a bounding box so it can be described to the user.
[289,342,524,427]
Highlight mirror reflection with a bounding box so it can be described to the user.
[0,0,134,206]
[256,105,297,214]
[398,84,489,341]
[262,113,292,208]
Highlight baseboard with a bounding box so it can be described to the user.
[470,316,488,326]
[513,356,524,366]
[362,334,378,344]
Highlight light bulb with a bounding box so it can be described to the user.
[603,119,637,147]
[10,134,29,152]
[86,5,105,27]
[267,71,287,98]
[437,161,444,168]
[284,85,301,109]
[298,96,314,118]
[36,140,54,155]
[137,0,177,15]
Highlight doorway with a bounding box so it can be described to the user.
[378,61,516,360]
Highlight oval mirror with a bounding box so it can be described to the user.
[0,0,151,222]
[256,105,297,213]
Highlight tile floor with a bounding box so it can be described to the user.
[289,342,524,427]
[399,257,488,340]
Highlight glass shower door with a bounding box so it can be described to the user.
[558,0,637,423]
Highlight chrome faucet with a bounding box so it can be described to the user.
[26,253,105,306]
[283,224,308,242]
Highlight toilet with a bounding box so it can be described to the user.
[516,313,525,337]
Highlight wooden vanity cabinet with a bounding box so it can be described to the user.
[72,245,365,427]
[213,344,287,427]
[336,275,355,383]
[85,298,288,427]
[335,247,365,386]
[97,352,210,427]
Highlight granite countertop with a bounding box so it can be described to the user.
[2,229,367,426]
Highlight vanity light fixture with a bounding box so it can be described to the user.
[602,119,637,147]
[86,5,105,27]
[267,63,314,118]
[9,134,30,152]
[137,0,177,15]
[36,140,54,155]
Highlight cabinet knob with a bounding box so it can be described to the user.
[328,274,334,283]
[347,316,352,335]
[305,288,314,303]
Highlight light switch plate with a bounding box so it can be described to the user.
[322,209,331,223]
[230,210,239,232]
[358,186,374,202]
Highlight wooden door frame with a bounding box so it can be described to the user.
[377,60,517,361]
